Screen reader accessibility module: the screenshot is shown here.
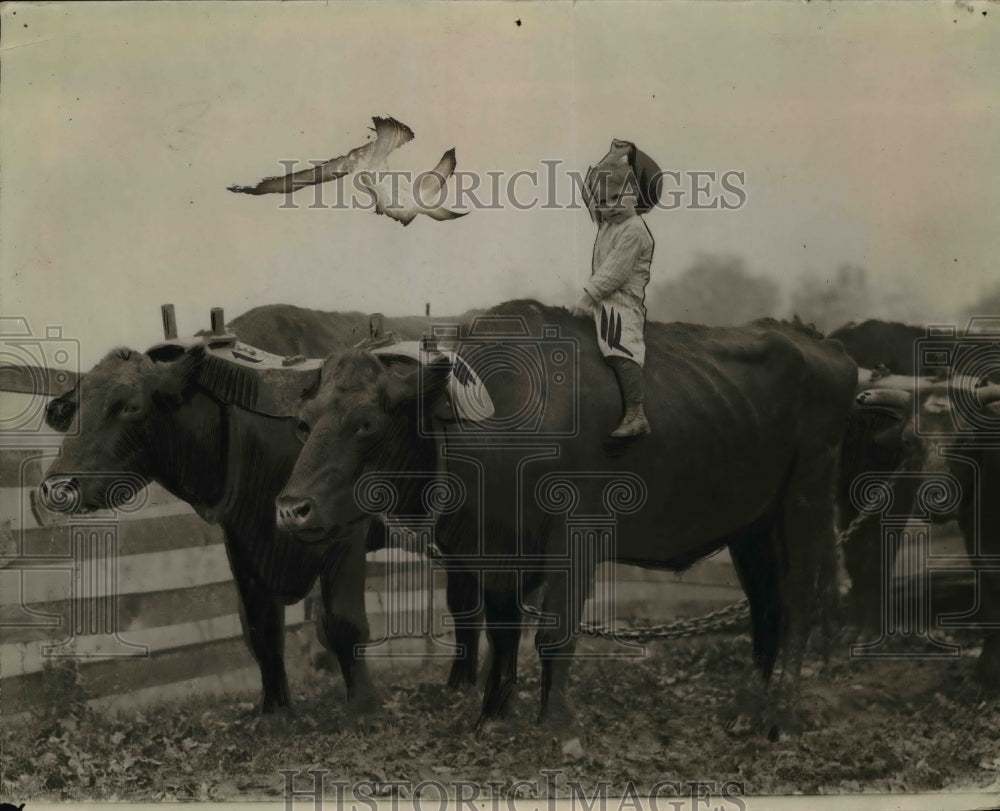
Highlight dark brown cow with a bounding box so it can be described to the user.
[275,300,858,731]
[37,343,481,718]
[844,371,1000,688]
[831,320,939,377]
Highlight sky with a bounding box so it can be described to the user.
[2,1,998,369]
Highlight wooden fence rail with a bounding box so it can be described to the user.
[7,379,979,717]
[1,387,745,715]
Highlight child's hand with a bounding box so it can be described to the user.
[570,293,596,318]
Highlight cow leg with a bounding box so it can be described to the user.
[446,567,482,689]
[725,519,783,734]
[476,589,521,730]
[317,533,379,718]
[959,503,1000,692]
[775,448,841,733]
[840,515,883,638]
[225,539,291,715]
[730,519,783,680]
[978,630,1000,691]
[535,560,591,731]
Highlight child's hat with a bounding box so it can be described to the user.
[585,139,662,214]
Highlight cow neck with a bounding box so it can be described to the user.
[372,405,441,518]
[208,401,327,599]
[144,389,227,517]
[211,404,297,535]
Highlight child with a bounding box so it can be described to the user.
[572,139,658,438]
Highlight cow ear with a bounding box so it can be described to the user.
[380,356,451,412]
[150,344,205,408]
[46,386,79,432]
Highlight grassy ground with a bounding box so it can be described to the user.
[2,629,999,802]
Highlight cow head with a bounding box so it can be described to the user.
[854,369,1000,474]
[38,345,204,513]
[275,349,450,542]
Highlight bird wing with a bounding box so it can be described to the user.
[366,116,416,167]
[423,206,468,222]
[228,116,414,196]
[415,148,457,203]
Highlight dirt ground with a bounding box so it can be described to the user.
[2,627,999,803]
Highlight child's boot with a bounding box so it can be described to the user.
[608,357,650,438]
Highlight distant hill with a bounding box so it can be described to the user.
[213,304,481,358]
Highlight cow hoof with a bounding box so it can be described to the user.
[473,712,489,736]
[312,650,338,673]
[447,679,479,699]
[723,712,757,738]
[474,712,508,737]
[837,623,862,647]
[474,712,523,738]
[722,685,766,737]
[345,694,382,728]
[255,708,295,733]
[974,659,1000,693]
[765,704,803,739]
[446,668,479,693]
[974,636,1000,693]
[257,699,295,718]
[537,697,578,733]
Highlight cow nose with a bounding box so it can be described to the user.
[39,475,81,513]
[276,495,316,530]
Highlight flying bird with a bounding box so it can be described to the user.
[227,116,414,196]
[359,147,468,226]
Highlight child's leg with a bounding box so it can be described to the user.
[606,356,650,437]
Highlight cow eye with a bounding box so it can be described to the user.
[356,420,374,437]
[296,421,311,443]
[120,402,142,419]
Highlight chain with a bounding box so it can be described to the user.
[834,508,873,549]
[382,508,884,644]
[384,469,898,644]
[577,599,751,642]
[576,498,888,642]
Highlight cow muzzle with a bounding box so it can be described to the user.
[38,475,82,514]
[275,495,321,534]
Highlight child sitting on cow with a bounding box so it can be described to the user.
[571,140,659,438]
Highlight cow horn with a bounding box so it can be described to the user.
[856,388,913,408]
[858,367,916,389]
[857,368,877,387]
[977,384,1000,406]
[858,372,919,392]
